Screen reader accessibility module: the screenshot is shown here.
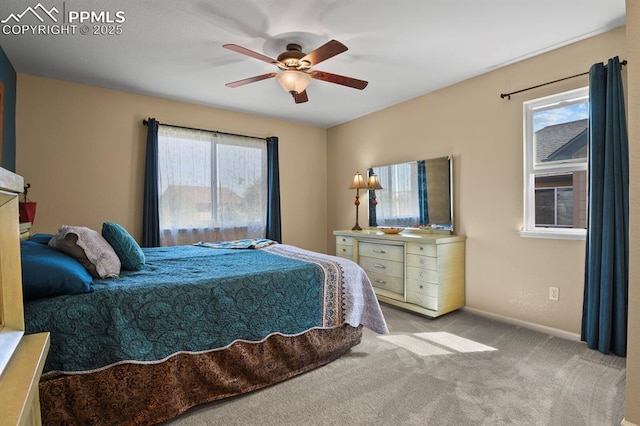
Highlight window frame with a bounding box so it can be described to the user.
[521,87,589,240]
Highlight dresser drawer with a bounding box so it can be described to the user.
[406,253,437,271]
[406,266,438,284]
[359,242,403,261]
[335,244,353,258]
[335,236,354,247]
[367,271,404,294]
[406,243,437,257]
[406,279,438,297]
[406,290,438,310]
[359,256,404,278]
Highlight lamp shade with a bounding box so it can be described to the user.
[276,70,312,94]
[349,172,368,189]
[367,173,383,190]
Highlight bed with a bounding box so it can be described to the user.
[21,225,388,425]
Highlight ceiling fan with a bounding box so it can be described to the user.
[223,39,368,104]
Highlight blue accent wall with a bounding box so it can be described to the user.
[0,44,16,172]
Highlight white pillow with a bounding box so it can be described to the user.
[49,225,121,278]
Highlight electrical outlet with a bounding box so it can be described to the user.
[549,286,559,301]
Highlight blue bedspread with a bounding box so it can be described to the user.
[25,245,328,373]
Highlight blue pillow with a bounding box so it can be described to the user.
[101,222,145,271]
[29,233,54,244]
[21,241,93,300]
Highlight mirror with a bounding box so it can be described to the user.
[368,155,453,232]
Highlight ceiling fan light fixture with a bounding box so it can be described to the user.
[276,70,312,95]
[223,39,367,103]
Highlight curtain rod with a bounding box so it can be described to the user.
[500,59,627,100]
[142,119,266,141]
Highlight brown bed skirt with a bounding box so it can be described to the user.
[39,324,362,425]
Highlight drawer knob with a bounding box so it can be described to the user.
[373,264,386,269]
[373,249,386,254]
[419,285,424,289]
[342,238,346,242]
[373,278,387,284]
[342,248,346,252]
[420,246,424,251]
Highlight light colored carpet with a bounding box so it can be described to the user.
[165,304,626,426]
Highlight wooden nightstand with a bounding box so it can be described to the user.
[20,222,32,240]
[1,168,50,425]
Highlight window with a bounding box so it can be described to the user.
[522,87,588,239]
[157,126,268,246]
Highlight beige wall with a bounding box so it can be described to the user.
[15,75,328,253]
[327,27,626,336]
[625,0,639,424]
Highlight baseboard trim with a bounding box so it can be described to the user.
[462,307,582,341]
[621,418,639,426]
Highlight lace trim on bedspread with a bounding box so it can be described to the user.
[41,325,351,378]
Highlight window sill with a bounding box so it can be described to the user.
[520,229,586,240]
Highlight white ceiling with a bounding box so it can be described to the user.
[0,0,626,128]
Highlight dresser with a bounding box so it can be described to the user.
[334,229,465,318]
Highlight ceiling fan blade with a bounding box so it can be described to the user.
[310,70,368,90]
[301,40,348,66]
[293,90,309,104]
[225,73,277,88]
[223,44,278,65]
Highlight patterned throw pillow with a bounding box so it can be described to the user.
[101,222,145,271]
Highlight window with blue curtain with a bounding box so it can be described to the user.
[143,119,280,247]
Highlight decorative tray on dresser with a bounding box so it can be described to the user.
[334,228,465,318]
